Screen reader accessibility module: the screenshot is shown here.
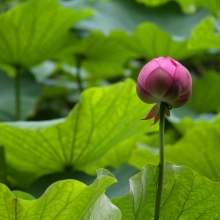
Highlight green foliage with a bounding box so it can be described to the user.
[188,17,220,50]
[0,0,220,218]
[112,163,220,219]
[0,0,91,74]
[112,23,197,60]
[166,126,220,182]
[12,190,35,200]
[26,163,140,200]
[0,79,157,187]
[129,145,158,169]
[0,169,121,219]
[187,71,220,113]
[58,31,136,80]
[129,117,220,183]
[67,0,208,37]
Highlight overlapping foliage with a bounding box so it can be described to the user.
[0,0,220,219]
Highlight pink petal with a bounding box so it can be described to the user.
[136,82,159,104]
[155,57,165,62]
[173,64,192,95]
[157,57,178,77]
[137,59,160,89]
[145,67,173,100]
[163,80,182,104]
[172,90,192,108]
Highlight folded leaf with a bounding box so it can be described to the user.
[112,163,220,219]
[0,168,121,220]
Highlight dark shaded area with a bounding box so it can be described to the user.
[27,163,140,199]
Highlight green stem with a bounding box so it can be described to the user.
[15,67,21,121]
[154,102,166,220]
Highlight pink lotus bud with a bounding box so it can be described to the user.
[136,57,192,124]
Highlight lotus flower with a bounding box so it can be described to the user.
[136,56,192,124]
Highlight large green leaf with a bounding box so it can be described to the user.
[166,125,220,182]
[111,23,198,61]
[112,163,220,219]
[0,168,121,220]
[0,79,158,187]
[0,0,91,74]
[186,71,220,113]
[188,17,220,50]
[136,0,220,16]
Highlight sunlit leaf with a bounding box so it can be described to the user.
[188,17,220,50]
[129,122,220,182]
[112,163,220,219]
[128,132,179,170]
[0,79,158,187]
[11,190,35,200]
[0,169,121,219]
[111,23,198,61]
[5,118,64,129]
[166,125,220,182]
[0,0,91,74]
[129,146,158,170]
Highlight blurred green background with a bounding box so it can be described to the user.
[1,0,220,201]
